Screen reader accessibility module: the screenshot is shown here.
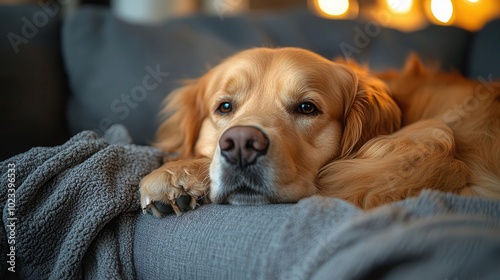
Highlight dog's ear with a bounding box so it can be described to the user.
[155,77,208,158]
[403,53,426,76]
[339,65,402,158]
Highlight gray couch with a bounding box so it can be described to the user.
[1,4,500,279]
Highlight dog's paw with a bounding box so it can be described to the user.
[140,158,210,217]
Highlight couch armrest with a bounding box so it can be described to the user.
[0,4,70,160]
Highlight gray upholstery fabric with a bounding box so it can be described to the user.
[134,198,358,279]
[368,25,471,71]
[134,192,500,279]
[62,7,248,146]
[311,194,500,280]
[0,5,69,161]
[468,19,500,79]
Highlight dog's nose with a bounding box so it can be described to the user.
[219,126,269,168]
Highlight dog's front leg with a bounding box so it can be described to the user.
[140,157,211,217]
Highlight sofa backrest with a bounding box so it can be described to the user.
[63,6,500,146]
[2,5,499,158]
[0,5,69,160]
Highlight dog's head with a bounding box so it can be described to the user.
[156,47,401,205]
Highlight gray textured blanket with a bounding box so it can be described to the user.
[1,126,162,279]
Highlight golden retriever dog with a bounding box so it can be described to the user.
[139,47,500,216]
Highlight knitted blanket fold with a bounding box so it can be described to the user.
[1,126,163,279]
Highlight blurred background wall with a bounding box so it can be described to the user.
[1,0,499,31]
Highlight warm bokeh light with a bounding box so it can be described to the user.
[312,0,499,32]
[317,0,350,16]
[430,0,454,23]
[387,0,413,14]
[455,0,498,30]
[374,0,425,31]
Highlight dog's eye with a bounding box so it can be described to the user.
[217,102,233,114]
[297,102,318,115]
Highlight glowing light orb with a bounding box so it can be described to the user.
[431,0,454,23]
[317,0,350,16]
[387,0,413,14]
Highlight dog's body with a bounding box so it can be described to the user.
[140,48,500,216]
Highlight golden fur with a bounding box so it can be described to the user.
[140,47,500,216]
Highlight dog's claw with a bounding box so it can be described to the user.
[142,194,199,217]
[143,200,175,218]
[141,194,175,217]
[141,195,151,213]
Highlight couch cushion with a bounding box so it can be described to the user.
[468,18,500,79]
[63,7,267,145]
[368,25,471,71]
[258,9,471,71]
[134,192,500,279]
[0,5,69,160]
[62,6,472,145]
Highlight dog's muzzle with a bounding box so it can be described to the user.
[214,126,274,205]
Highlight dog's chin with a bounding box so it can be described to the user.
[212,186,273,205]
[225,188,271,205]
[210,156,276,205]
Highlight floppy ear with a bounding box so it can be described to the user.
[155,77,208,159]
[340,66,402,158]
